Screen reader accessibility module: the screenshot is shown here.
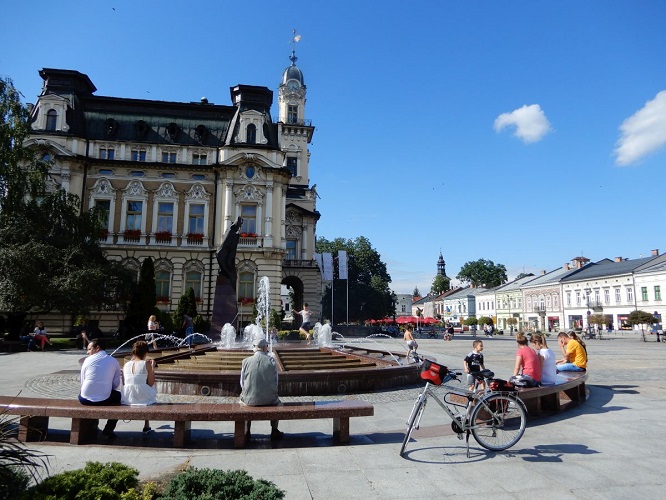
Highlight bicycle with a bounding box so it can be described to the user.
[400,354,528,458]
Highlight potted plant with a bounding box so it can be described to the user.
[123,229,141,240]
[154,230,172,242]
[186,232,204,243]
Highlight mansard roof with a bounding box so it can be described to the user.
[560,256,658,282]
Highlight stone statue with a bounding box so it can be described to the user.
[216,216,243,288]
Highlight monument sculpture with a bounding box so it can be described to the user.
[211,217,243,337]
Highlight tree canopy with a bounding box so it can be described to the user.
[431,274,451,296]
[0,77,133,336]
[315,236,393,323]
[456,259,508,288]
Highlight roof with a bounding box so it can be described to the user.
[560,256,659,282]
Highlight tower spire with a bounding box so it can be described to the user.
[290,29,301,66]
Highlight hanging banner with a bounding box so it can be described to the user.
[322,252,334,281]
[338,251,348,280]
[313,253,324,280]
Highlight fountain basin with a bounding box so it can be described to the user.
[151,345,420,397]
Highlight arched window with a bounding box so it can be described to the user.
[238,271,254,300]
[155,270,171,300]
[46,110,57,131]
[185,271,202,299]
[246,124,256,144]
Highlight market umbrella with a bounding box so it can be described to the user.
[395,316,418,324]
[421,317,439,325]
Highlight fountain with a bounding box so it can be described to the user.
[129,276,420,397]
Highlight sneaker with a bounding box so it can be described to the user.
[142,426,152,435]
[270,429,284,441]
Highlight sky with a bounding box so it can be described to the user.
[2,1,665,296]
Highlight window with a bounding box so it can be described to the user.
[192,153,207,165]
[604,289,610,304]
[131,150,147,161]
[286,239,297,260]
[566,292,571,307]
[288,105,298,124]
[155,271,170,298]
[627,287,633,303]
[241,204,257,234]
[185,271,202,299]
[188,204,205,234]
[554,294,559,309]
[594,291,600,303]
[246,124,256,144]
[546,295,551,308]
[526,296,532,310]
[238,271,254,300]
[162,152,176,163]
[641,287,648,301]
[615,288,621,303]
[130,170,145,177]
[191,174,206,180]
[100,148,115,160]
[126,201,143,230]
[98,169,113,175]
[656,286,662,301]
[157,202,174,233]
[95,200,111,229]
[286,157,297,176]
[46,109,57,131]
[161,172,175,178]
[575,291,581,306]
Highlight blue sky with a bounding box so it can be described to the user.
[2,1,665,295]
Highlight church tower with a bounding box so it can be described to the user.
[437,252,448,278]
[278,31,314,185]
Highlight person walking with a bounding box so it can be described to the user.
[146,315,159,350]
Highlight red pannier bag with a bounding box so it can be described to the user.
[420,359,448,385]
[488,378,516,392]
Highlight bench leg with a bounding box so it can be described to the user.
[563,382,586,404]
[173,421,191,448]
[234,421,247,448]
[333,417,350,443]
[71,418,99,444]
[18,416,49,442]
[541,393,560,412]
[523,397,542,416]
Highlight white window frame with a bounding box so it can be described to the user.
[183,183,211,245]
[151,182,179,246]
[89,178,117,243]
[120,180,148,244]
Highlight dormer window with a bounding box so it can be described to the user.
[46,109,57,131]
[246,124,256,144]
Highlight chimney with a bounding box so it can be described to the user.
[541,270,546,276]
[614,257,623,262]
[651,249,659,256]
[564,263,570,271]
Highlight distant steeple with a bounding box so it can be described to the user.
[437,252,448,278]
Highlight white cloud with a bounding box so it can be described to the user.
[614,90,666,166]
[493,104,552,143]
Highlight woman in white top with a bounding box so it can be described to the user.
[122,340,157,434]
[531,333,557,385]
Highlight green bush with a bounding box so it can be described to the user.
[158,468,284,500]
[0,465,30,500]
[26,461,140,499]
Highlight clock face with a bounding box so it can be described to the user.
[287,80,300,91]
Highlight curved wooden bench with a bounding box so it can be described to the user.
[516,371,588,416]
[0,396,373,448]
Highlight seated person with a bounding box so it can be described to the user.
[510,333,541,387]
[556,331,587,372]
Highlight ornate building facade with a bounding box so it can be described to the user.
[25,50,321,334]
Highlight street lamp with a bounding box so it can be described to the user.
[585,288,592,334]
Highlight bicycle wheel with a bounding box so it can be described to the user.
[470,393,526,451]
[400,394,427,456]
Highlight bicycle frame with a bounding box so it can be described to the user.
[401,368,527,458]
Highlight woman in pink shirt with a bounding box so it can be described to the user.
[511,333,541,387]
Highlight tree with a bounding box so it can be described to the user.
[628,310,657,342]
[316,236,392,323]
[0,78,133,337]
[515,272,532,280]
[412,286,421,298]
[124,258,157,337]
[456,259,508,288]
[431,274,450,296]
